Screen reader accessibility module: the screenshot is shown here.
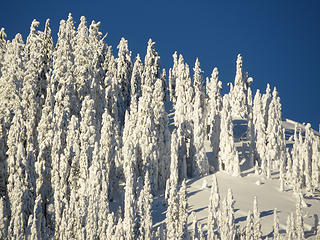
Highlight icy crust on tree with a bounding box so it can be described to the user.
[0,14,319,239]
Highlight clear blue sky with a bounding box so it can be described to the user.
[1,0,319,129]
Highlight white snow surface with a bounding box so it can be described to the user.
[188,172,319,237]
[152,171,320,239]
[152,118,320,239]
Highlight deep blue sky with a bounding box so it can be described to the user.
[1,1,319,129]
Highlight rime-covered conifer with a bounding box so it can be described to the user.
[273,208,280,240]
[123,148,137,240]
[229,54,252,119]
[166,130,180,239]
[219,192,235,240]
[116,37,132,125]
[296,194,305,240]
[137,85,159,191]
[130,54,143,112]
[311,135,320,192]
[253,196,262,240]
[137,171,153,240]
[168,51,178,103]
[77,96,97,234]
[88,20,105,131]
[286,213,296,240]
[0,33,25,203]
[0,28,7,77]
[178,180,188,239]
[206,67,222,168]
[100,102,118,201]
[266,87,284,179]
[143,39,160,87]
[7,107,34,238]
[253,89,267,175]
[192,58,209,176]
[153,78,171,190]
[21,21,52,205]
[245,210,254,240]
[74,16,92,105]
[219,95,240,175]
[173,54,193,178]
[207,175,220,239]
[58,115,80,238]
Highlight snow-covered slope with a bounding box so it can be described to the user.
[186,172,320,239]
[152,170,320,239]
[152,118,320,239]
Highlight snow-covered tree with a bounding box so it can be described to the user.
[116,37,132,125]
[166,130,180,239]
[6,18,54,237]
[0,28,7,77]
[311,135,320,192]
[253,88,267,175]
[229,54,253,119]
[20,22,53,214]
[100,102,119,202]
[219,95,240,175]
[78,96,98,234]
[292,125,303,191]
[227,188,236,239]
[137,171,153,240]
[143,39,160,88]
[130,54,143,112]
[253,196,262,240]
[0,196,9,238]
[88,20,106,131]
[206,67,222,169]
[303,124,313,193]
[165,177,179,240]
[130,39,166,192]
[178,180,188,239]
[192,58,209,177]
[7,107,35,238]
[152,78,171,190]
[219,189,235,240]
[273,208,280,240]
[173,54,194,178]
[28,195,48,239]
[26,18,54,237]
[266,87,285,179]
[168,129,180,190]
[123,147,137,240]
[168,51,178,103]
[74,16,91,105]
[0,33,25,202]
[261,84,272,126]
[245,210,254,240]
[49,14,79,236]
[286,213,296,240]
[86,143,109,239]
[207,175,220,239]
[136,86,159,191]
[295,194,305,240]
[58,115,80,238]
